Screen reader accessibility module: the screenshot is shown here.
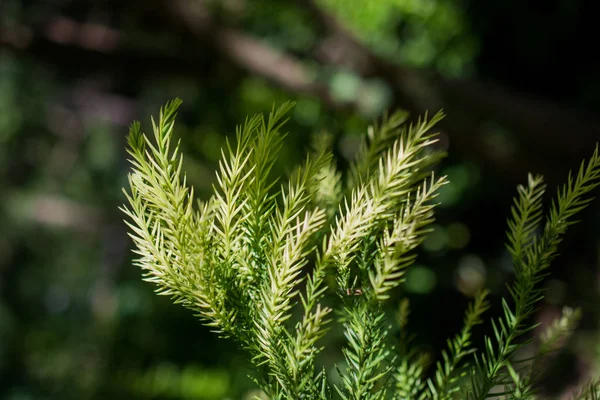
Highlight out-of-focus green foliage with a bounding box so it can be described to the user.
[317,0,478,75]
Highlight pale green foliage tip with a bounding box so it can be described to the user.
[122,99,600,399]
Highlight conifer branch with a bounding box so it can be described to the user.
[506,174,546,265]
[393,353,430,400]
[467,146,600,400]
[428,290,491,400]
[333,111,446,289]
[369,173,448,301]
[238,103,291,291]
[212,115,258,272]
[122,99,599,400]
[336,302,392,400]
[336,114,447,400]
[392,299,430,400]
[508,306,582,400]
[348,110,410,190]
[122,99,236,335]
[308,132,344,221]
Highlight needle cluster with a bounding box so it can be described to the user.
[122,99,600,399]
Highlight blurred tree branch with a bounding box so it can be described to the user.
[1,0,599,183]
[158,0,346,109]
[295,0,600,182]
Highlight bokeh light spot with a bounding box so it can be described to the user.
[406,265,437,294]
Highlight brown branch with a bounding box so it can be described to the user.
[0,13,341,107]
[5,192,103,234]
[0,18,218,86]
[294,0,382,75]
[155,0,352,110]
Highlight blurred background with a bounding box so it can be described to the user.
[1,0,599,398]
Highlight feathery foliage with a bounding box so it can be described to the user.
[123,99,600,399]
[428,290,490,400]
[572,380,600,400]
[508,306,582,400]
[466,150,600,400]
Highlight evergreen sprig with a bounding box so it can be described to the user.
[123,99,600,399]
[508,306,582,400]
[466,147,600,400]
[428,289,491,400]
